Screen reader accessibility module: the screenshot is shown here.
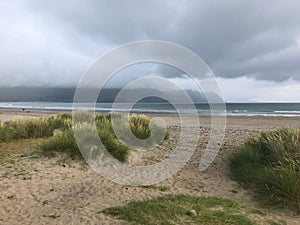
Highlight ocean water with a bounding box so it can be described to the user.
[0,102,300,117]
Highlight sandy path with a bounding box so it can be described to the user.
[0,112,300,224]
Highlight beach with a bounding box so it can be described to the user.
[1,111,300,225]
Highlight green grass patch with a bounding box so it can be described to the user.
[229,128,300,212]
[102,194,257,225]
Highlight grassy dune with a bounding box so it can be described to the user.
[0,112,168,162]
[229,128,300,212]
[1,114,299,224]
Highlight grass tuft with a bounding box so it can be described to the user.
[0,113,72,142]
[39,129,79,159]
[229,128,300,212]
[38,112,168,162]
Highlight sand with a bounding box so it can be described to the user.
[0,110,55,122]
[0,111,300,225]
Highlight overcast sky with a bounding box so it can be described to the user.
[1,0,300,102]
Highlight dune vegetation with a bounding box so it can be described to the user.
[2,112,300,223]
[0,112,168,163]
[0,113,71,142]
[229,128,300,212]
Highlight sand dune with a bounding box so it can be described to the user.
[0,111,300,224]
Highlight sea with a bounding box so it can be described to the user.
[0,102,300,117]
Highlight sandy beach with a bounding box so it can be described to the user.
[1,111,300,225]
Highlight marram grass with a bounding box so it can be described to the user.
[0,113,70,142]
[38,112,168,162]
[0,112,168,162]
[229,128,300,212]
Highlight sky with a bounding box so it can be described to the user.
[0,0,300,102]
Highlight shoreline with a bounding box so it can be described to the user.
[1,101,300,118]
[1,108,300,118]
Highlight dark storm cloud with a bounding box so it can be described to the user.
[171,1,300,81]
[26,0,184,44]
[1,0,300,87]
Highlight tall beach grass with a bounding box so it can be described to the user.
[0,113,71,142]
[229,128,300,212]
[0,112,168,162]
